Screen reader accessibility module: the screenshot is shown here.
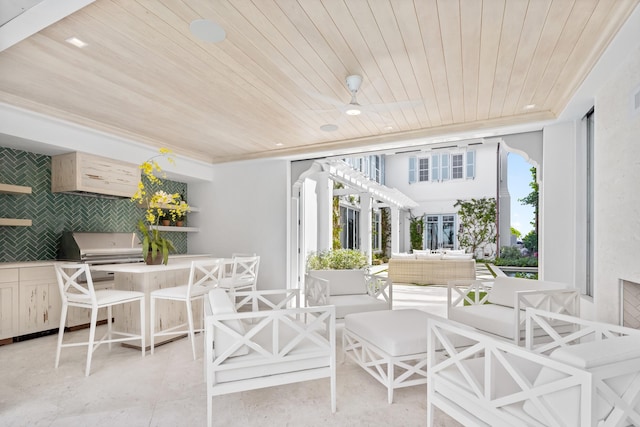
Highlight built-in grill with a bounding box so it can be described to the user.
[57,231,144,282]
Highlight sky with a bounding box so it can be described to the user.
[508,153,535,238]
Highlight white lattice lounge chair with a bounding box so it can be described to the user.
[204,288,336,427]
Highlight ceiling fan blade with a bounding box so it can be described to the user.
[304,89,345,107]
[362,99,423,113]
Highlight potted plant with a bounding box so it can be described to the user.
[306,248,368,271]
[131,149,189,265]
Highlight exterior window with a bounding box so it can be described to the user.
[418,157,429,182]
[372,210,381,251]
[340,206,360,249]
[451,154,464,179]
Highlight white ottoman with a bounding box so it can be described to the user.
[343,309,440,403]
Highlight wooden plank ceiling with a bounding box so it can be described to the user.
[0,0,637,163]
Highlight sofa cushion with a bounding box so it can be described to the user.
[416,253,443,260]
[209,288,249,358]
[329,294,389,319]
[441,253,473,260]
[308,269,366,296]
[448,304,517,339]
[487,276,570,308]
[391,252,415,259]
[549,335,640,369]
[345,309,434,356]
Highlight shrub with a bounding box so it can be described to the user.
[306,249,368,270]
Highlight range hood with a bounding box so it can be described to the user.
[51,152,139,199]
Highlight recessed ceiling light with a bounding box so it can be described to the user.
[275,143,283,147]
[524,104,536,110]
[65,37,88,48]
[190,19,226,43]
[320,124,338,132]
[345,107,362,116]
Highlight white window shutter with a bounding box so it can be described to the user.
[466,150,476,178]
[431,154,440,181]
[409,156,416,183]
[441,154,450,180]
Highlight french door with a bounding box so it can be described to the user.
[425,214,456,250]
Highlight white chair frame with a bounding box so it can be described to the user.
[204,289,336,427]
[447,279,580,343]
[54,263,145,376]
[150,258,223,360]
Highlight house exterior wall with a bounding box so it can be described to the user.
[384,141,505,255]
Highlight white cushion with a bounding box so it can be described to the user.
[308,270,366,296]
[391,252,415,259]
[344,309,434,356]
[487,276,570,308]
[448,305,517,339]
[412,250,431,255]
[208,289,249,358]
[550,335,640,369]
[444,249,466,255]
[329,295,389,319]
[441,253,473,260]
[416,253,443,260]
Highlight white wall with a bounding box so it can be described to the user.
[189,159,290,290]
[540,43,640,323]
[593,42,640,324]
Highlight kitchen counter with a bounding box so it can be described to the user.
[0,254,212,270]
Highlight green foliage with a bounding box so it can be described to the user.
[409,211,424,251]
[454,197,496,258]
[515,272,539,280]
[380,207,391,258]
[522,230,538,254]
[332,183,342,249]
[494,246,538,267]
[137,219,174,265]
[463,291,489,306]
[519,167,539,232]
[511,227,521,239]
[306,249,368,270]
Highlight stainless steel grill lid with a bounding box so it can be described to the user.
[57,231,143,264]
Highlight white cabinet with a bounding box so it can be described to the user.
[18,266,61,336]
[0,269,19,341]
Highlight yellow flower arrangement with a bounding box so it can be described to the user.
[131,148,190,265]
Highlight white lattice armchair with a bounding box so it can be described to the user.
[447,276,580,343]
[427,310,640,427]
[305,270,392,319]
[204,288,336,427]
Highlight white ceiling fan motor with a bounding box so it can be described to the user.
[345,74,363,115]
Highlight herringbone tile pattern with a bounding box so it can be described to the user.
[0,147,188,262]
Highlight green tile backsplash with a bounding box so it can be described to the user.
[0,147,188,262]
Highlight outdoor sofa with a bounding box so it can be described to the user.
[388,250,476,285]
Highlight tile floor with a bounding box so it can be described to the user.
[0,265,493,427]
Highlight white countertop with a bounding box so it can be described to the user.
[0,254,213,270]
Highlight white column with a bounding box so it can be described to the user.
[390,207,400,254]
[316,172,333,251]
[359,194,372,264]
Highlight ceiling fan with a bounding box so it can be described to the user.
[308,74,422,120]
